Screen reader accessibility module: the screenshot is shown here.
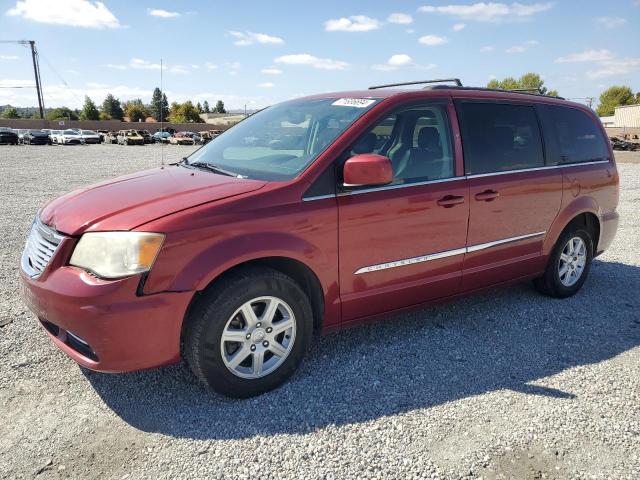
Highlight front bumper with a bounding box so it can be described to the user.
[20,265,194,372]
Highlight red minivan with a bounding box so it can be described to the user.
[20,80,619,397]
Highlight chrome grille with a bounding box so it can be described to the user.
[21,216,65,278]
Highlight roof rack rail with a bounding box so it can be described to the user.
[368,78,463,90]
[509,88,541,94]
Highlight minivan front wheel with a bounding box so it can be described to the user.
[534,228,593,298]
[183,267,312,398]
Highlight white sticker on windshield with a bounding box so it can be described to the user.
[332,98,376,108]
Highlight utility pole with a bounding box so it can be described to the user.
[28,41,45,119]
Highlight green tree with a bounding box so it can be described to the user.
[202,100,210,113]
[80,96,100,120]
[487,73,558,97]
[596,86,635,116]
[46,107,79,121]
[214,100,226,114]
[168,101,202,123]
[101,94,124,120]
[149,87,169,121]
[195,102,203,114]
[1,106,20,119]
[123,99,149,122]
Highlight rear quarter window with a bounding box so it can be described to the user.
[543,105,609,164]
[455,102,545,175]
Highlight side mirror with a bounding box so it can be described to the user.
[343,153,393,187]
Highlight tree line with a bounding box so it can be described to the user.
[1,87,227,123]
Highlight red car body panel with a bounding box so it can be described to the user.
[41,167,266,235]
[20,88,619,372]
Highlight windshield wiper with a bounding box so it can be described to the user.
[189,161,243,178]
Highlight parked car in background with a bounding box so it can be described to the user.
[0,127,19,145]
[137,130,154,144]
[152,131,171,143]
[15,129,28,144]
[22,129,52,145]
[96,130,110,143]
[80,130,101,144]
[200,130,224,144]
[117,129,144,146]
[55,129,84,145]
[169,131,195,145]
[18,82,619,398]
[49,130,63,144]
[103,131,118,144]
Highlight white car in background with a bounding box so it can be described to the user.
[49,130,63,144]
[55,129,84,145]
[79,129,100,144]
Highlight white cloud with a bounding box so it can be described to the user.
[261,67,283,75]
[480,45,495,52]
[6,0,120,28]
[555,49,614,63]
[104,63,127,70]
[587,58,640,78]
[452,23,466,31]
[418,35,448,46]
[148,9,180,18]
[325,15,381,32]
[387,13,413,24]
[506,45,525,53]
[205,62,218,70]
[168,65,190,75]
[0,55,19,60]
[405,28,415,34]
[228,31,284,46]
[418,2,552,22]
[373,54,414,71]
[275,54,349,70]
[595,16,626,29]
[130,58,161,70]
[257,82,275,88]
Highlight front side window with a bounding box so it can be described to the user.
[344,103,455,184]
[456,102,544,175]
[546,106,609,164]
[187,98,381,181]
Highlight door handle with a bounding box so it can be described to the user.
[437,195,465,208]
[474,190,500,202]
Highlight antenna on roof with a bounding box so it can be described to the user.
[160,58,164,167]
[368,78,463,90]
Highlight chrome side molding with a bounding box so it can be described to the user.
[354,231,546,274]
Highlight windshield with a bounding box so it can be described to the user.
[186,97,381,181]
[63,130,76,135]
[82,130,97,135]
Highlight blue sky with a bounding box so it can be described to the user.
[1,0,639,110]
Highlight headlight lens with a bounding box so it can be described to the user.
[70,232,164,279]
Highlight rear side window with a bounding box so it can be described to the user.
[545,106,609,163]
[456,102,544,175]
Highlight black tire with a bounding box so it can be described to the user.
[534,228,593,298]
[183,267,313,398]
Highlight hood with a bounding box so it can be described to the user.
[41,165,266,235]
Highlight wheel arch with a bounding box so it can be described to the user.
[544,201,601,257]
[184,256,325,334]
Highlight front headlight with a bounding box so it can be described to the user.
[70,232,164,279]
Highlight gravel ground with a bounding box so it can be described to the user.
[1,144,639,480]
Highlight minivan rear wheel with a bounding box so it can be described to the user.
[534,228,593,298]
[183,267,313,398]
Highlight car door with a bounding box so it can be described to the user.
[455,100,563,290]
[337,101,469,322]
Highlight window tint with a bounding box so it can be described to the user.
[346,104,454,184]
[456,102,544,175]
[546,106,609,163]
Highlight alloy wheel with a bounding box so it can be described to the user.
[220,296,296,379]
[558,236,587,287]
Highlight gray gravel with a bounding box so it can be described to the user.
[1,144,639,479]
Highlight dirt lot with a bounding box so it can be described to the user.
[1,145,639,479]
